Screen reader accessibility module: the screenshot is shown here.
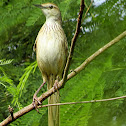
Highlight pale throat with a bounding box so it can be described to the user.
[45,16,62,26]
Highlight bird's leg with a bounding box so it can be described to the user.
[32,82,46,108]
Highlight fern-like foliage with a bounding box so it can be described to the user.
[0,59,14,87]
[60,67,105,126]
[8,61,38,109]
[26,7,43,26]
[0,59,14,122]
[0,0,126,125]
[0,59,13,66]
[10,108,47,126]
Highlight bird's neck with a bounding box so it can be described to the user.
[45,17,62,26]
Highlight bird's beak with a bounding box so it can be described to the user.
[33,4,46,9]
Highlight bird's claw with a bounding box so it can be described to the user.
[32,95,42,112]
[33,95,42,105]
[53,78,59,94]
[32,82,46,112]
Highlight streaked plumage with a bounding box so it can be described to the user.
[34,3,68,126]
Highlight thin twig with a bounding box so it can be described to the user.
[38,95,126,108]
[82,0,93,21]
[8,105,14,121]
[62,0,85,87]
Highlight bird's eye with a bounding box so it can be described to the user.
[49,5,53,9]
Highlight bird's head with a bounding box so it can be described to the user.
[34,3,62,22]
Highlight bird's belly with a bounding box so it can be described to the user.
[36,36,65,76]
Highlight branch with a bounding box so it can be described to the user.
[62,0,85,86]
[38,95,126,107]
[67,30,126,80]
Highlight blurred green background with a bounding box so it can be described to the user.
[0,0,126,126]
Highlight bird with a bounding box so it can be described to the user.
[33,3,68,126]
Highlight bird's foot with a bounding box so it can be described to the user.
[32,95,41,112]
[53,76,60,93]
[32,82,46,112]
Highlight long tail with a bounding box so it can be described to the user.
[47,74,60,126]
